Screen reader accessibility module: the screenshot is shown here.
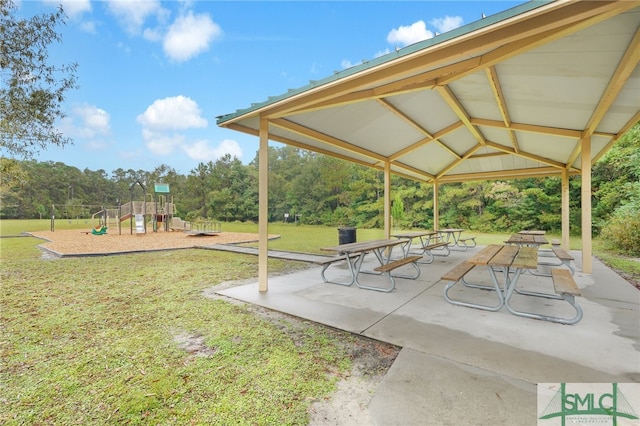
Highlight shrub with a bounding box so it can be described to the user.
[600,208,640,256]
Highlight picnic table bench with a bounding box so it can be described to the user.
[438,228,477,251]
[321,239,420,292]
[532,245,576,275]
[440,244,583,324]
[391,231,450,263]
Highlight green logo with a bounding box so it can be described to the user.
[539,383,639,425]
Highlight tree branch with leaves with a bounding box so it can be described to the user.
[1,0,78,158]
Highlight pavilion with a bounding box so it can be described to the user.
[217,0,640,291]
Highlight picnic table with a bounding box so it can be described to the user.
[391,230,449,263]
[437,228,477,251]
[441,244,583,324]
[518,230,546,235]
[504,233,548,247]
[321,239,421,292]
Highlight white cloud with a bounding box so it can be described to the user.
[43,0,91,19]
[143,27,163,42]
[341,59,355,69]
[387,20,434,47]
[183,139,243,162]
[163,11,222,62]
[79,21,97,34]
[60,103,111,139]
[137,96,212,157]
[430,16,464,33]
[137,95,207,131]
[143,130,185,156]
[75,105,110,136]
[374,48,391,58]
[107,0,165,35]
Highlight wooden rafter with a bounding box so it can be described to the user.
[592,110,640,164]
[227,122,382,171]
[376,98,431,136]
[470,118,586,139]
[567,28,640,168]
[269,118,387,162]
[438,166,577,183]
[435,85,487,145]
[271,58,480,119]
[589,27,640,137]
[485,141,572,170]
[389,161,436,181]
[388,121,464,161]
[485,66,519,152]
[436,144,483,178]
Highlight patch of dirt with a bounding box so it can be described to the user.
[173,332,217,358]
[204,281,400,424]
[28,229,278,257]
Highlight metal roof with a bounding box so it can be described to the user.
[217,0,640,184]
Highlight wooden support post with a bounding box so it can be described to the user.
[259,117,269,292]
[433,181,439,230]
[561,168,570,250]
[581,136,592,273]
[384,161,391,239]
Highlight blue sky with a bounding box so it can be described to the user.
[17,0,523,175]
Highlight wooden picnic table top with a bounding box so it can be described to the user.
[468,245,503,265]
[391,230,438,238]
[321,238,407,255]
[518,230,546,235]
[467,244,538,269]
[504,233,548,245]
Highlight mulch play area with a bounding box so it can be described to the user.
[29,229,276,257]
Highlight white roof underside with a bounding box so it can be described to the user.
[218,1,640,183]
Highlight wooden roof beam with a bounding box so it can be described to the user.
[485,66,520,152]
[438,166,577,183]
[586,26,640,136]
[485,141,574,170]
[592,110,640,164]
[390,161,436,181]
[377,98,432,136]
[436,144,483,178]
[565,27,640,168]
[270,58,479,119]
[435,85,487,145]
[471,118,585,139]
[270,118,387,162]
[388,121,464,161]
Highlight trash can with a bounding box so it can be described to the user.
[338,227,356,245]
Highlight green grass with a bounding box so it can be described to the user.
[1,219,637,423]
[0,221,355,425]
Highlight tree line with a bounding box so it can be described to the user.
[1,124,638,251]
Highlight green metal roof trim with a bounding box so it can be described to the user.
[216,0,555,125]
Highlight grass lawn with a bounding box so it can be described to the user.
[1,220,359,425]
[1,219,637,424]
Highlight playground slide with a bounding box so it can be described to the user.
[92,226,108,235]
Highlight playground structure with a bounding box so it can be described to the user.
[49,180,221,236]
[51,181,177,235]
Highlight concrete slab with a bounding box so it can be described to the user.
[215,246,640,424]
[368,348,537,426]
